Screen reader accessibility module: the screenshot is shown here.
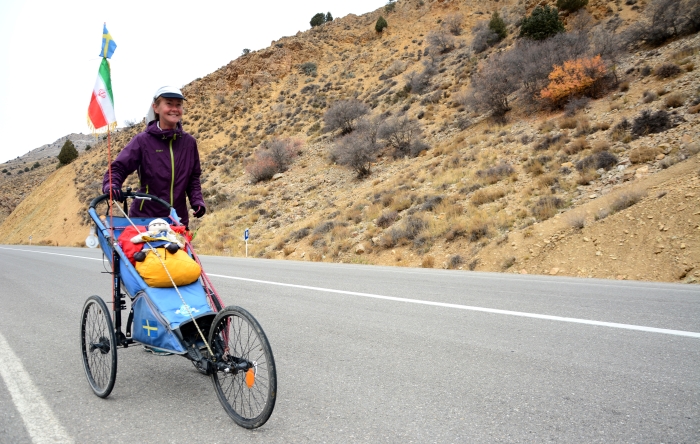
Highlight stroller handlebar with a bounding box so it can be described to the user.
[89,190,173,212]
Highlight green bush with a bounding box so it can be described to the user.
[520,5,565,40]
[376,16,388,32]
[242,48,250,55]
[489,11,507,40]
[57,140,78,166]
[310,13,325,27]
[556,0,588,12]
[325,12,333,22]
[32,162,40,169]
[299,62,317,77]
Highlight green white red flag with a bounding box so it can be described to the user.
[87,58,116,132]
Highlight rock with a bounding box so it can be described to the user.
[595,251,602,256]
[636,165,649,174]
[355,243,366,254]
[680,243,686,249]
[656,153,666,160]
[519,269,528,274]
[300,251,306,258]
[272,173,285,180]
[549,267,559,275]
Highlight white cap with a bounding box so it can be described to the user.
[146,86,185,123]
[153,86,185,100]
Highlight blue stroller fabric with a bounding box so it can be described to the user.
[97,216,215,354]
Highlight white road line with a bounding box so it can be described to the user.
[0,331,73,444]
[208,274,700,339]
[0,246,102,261]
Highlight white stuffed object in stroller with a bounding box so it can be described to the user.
[131,218,184,262]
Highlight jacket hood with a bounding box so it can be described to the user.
[145,120,183,140]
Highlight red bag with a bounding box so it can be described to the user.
[118,226,146,265]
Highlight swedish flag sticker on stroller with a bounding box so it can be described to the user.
[142,319,159,337]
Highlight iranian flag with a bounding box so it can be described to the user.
[87,58,116,132]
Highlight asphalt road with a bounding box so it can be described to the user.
[0,245,698,443]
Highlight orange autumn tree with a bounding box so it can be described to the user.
[540,55,606,105]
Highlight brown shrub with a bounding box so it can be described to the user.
[629,146,661,163]
[664,93,685,108]
[576,168,597,185]
[537,173,559,188]
[471,187,506,206]
[501,256,516,270]
[421,255,436,268]
[523,159,545,176]
[654,63,682,79]
[376,210,399,228]
[476,162,515,184]
[591,140,610,153]
[609,189,647,213]
[564,137,588,155]
[467,218,490,242]
[559,117,579,129]
[531,196,564,221]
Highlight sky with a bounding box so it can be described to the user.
[0,0,387,163]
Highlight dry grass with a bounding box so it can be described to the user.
[559,116,578,129]
[629,146,660,164]
[531,196,564,221]
[537,173,559,188]
[564,137,588,155]
[466,213,490,242]
[609,188,647,213]
[421,255,435,268]
[390,193,414,212]
[576,168,597,185]
[567,213,586,229]
[523,159,545,176]
[591,140,610,153]
[471,187,506,206]
[664,93,685,108]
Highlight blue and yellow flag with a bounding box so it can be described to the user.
[99,23,117,59]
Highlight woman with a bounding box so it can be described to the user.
[102,86,205,229]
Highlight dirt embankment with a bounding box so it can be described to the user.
[0,164,85,246]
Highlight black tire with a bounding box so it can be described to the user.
[80,296,117,398]
[208,306,277,429]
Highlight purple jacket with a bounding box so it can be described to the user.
[102,121,204,227]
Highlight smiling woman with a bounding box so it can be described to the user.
[102,86,206,229]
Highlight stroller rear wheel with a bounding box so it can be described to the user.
[80,295,118,398]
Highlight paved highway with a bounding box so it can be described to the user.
[0,246,698,443]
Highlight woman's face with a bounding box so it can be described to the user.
[153,97,183,129]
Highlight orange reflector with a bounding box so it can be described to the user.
[245,369,255,388]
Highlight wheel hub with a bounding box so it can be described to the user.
[90,337,111,354]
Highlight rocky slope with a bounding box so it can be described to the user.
[0,0,698,284]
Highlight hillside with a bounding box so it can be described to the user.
[0,133,95,223]
[0,0,698,284]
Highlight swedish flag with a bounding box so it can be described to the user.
[99,23,117,59]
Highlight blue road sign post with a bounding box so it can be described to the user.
[244,228,249,257]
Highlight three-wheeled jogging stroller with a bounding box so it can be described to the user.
[80,190,276,429]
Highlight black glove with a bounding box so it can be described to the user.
[108,187,124,202]
[193,205,206,218]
